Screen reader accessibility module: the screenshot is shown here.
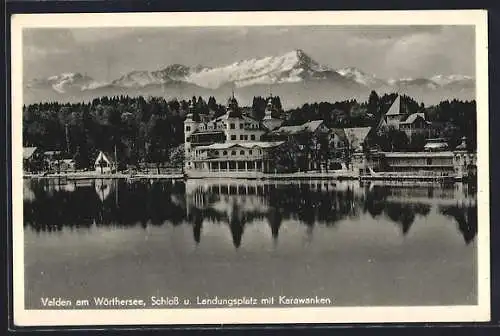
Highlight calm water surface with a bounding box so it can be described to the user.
[23,178,477,308]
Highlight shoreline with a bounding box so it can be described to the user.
[23,171,472,183]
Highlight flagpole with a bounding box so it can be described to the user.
[114,144,118,174]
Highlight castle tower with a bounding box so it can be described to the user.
[223,93,243,143]
[184,100,198,171]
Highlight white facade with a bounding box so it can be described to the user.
[184,95,283,176]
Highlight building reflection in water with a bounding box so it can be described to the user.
[23,178,477,246]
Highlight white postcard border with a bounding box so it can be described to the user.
[11,10,490,326]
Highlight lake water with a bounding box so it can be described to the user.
[23,178,477,309]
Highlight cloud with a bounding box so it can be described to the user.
[23,45,70,61]
[384,26,474,77]
[22,25,475,81]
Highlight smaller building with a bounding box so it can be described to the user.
[94,151,116,174]
[423,138,450,152]
[344,127,372,152]
[329,128,348,154]
[23,146,43,173]
[59,159,76,172]
[398,113,432,138]
[351,140,476,180]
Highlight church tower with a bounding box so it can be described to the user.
[262,95,283,131]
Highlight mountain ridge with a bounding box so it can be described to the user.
[24,49,475,107]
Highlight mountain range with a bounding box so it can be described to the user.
[24,49,475,108]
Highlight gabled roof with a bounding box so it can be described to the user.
[95,150,115,165]
[23,147,38,160]
[303,120,325,132]
[385,95,401,116]
[400,112,430,125]
[273,120,325,135]
[274,125,304,135]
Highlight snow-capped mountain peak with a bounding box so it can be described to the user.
[26,72,98,93]
[431,74,474,86]
[24,49,476,106]
[336,66,385,87]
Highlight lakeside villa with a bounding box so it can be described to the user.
[184,94,287,178]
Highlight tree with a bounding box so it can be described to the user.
[408,133,427,152]
[376,125,408,151]
[169,144,185,169]
[267,141,299,173]
[367,90,380,117]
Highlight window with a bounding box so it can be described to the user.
[185,126,191,131]
[231,135,237,140]
[186,137,191,142]
[230,123,235,129]
[240,123,244,129]
[427,158,433,165]
[251,135,255,140]
[231,151,236,156]
[249,150,253,155]
[223,150,228,156]
[240,135,244,140]
[244,135,248,140]
[240,150,245,155]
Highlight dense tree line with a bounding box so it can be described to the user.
[23,95,225,170]
[282,91,476,151]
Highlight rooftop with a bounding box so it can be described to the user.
[196,141,285,150]
[382,151,454,157]
[385,95,402,116]
[400,112,430,125]
[23,147,37,160]
[274,120,325,135]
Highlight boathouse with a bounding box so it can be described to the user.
[94,151,116,174]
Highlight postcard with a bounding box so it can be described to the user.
[11,10,490,326]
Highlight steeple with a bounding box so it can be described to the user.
[226,92,240,118]
[262,93,284,131]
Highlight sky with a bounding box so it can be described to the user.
[23,25,475,81]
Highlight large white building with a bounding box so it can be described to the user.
[184,95,284,178]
